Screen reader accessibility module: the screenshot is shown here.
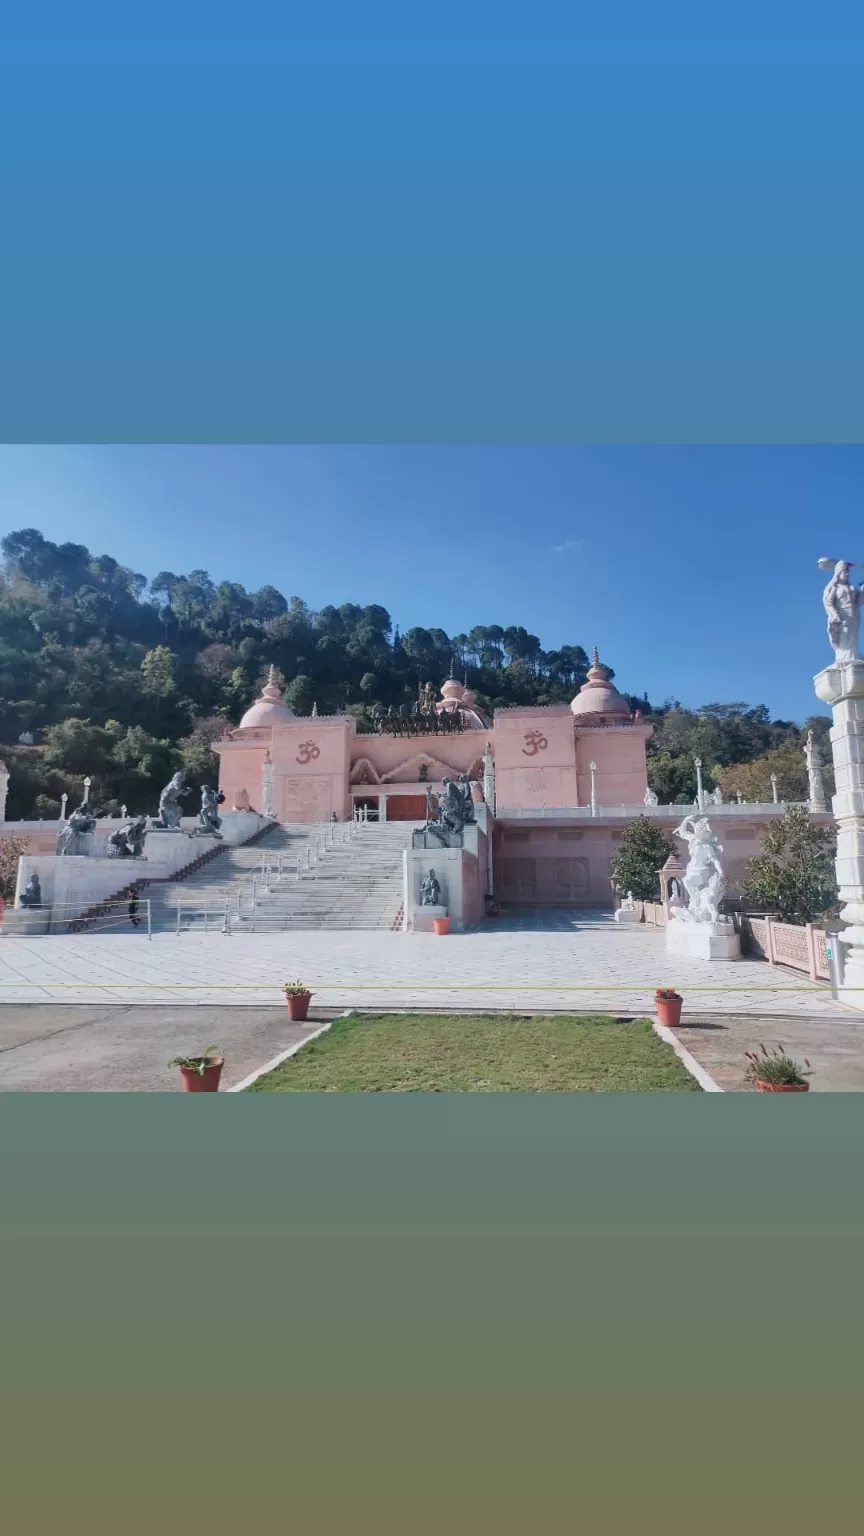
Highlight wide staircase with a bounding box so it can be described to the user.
[144,821,418,933]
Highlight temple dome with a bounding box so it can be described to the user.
[238,667,296,729]
[570,649,632,720]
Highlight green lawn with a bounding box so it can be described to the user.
[247,1012,701,1092]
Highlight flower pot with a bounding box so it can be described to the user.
[286,992,311,1021]
[655,996,683,1027]
[179,1057,224,1093]
[754,1080,810,1093]
[433,917,450,936]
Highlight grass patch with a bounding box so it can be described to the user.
[247,1012,701,1092]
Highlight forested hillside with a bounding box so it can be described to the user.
[0,528,831,818]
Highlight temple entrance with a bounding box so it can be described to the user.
[353,796,380,821]
[385,795,428,821]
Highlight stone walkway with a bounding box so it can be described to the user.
[0,1004,333,1092]
[0,912,848,1016]
[672,1011,864,1092]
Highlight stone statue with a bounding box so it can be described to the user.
[805,730,828,811]
[199,785,224,837]
[106,816,148,859]
[56,801,97,856]
[819,558,864,664]
[712,786,724,805]
[152,771,191,830]
[233,787,253,812]
[458,774,477,825]
[643,787,658,806]
[420,869,442,907]
[672,816,727,924]
[18,872,42,909]
[415,776,475,848]
[622,891,637,911]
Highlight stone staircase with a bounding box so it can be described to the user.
[144,821,419,933]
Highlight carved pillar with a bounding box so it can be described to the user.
[805,732,828,811]
[261,752,275,818]
[482,742,496,816]
[815,659,864,1003]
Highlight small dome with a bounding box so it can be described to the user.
[571,648,632,720]
[440,678,465,702]
[238,667,296,729]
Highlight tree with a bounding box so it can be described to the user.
[284,673,315,715]
[609,817,676,901]
[140,645,176,699]
[0,834,30,900]
[742,805,838,924]
[718,740,817,805]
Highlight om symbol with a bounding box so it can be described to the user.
[522,730,548,757]
[296,740,321,765]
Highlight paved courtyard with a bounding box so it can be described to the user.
[0,908,847,1014]
[2,911,860,1091]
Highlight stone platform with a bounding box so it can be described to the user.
[666,919,741,962]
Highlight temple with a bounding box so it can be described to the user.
[214,652,651,827]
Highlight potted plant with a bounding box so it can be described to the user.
[283,980,313,1021]
[654,987,683,1027]
[168,1046,224,1093]
[433,916,450,935]
[744,1044,811,1093]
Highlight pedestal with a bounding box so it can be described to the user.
[413,904,448,934]
[815,660,864,1007]
[665,920,741,961]
[614,907,641,925]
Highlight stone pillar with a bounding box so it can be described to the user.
[805,731,828,811]
[815,660,864,1002]
[261,752,275,818]
[482,742,496,815]
[0,760,9,823]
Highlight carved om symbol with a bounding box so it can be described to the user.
[296,740,321,765]
[522,730,548,757]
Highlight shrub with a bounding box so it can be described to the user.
[610,816,675,902]
[742,805,837,925]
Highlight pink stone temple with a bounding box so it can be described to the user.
[213,655,805,907]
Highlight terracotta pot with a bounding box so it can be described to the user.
[433,917,450,936]
[754,1080,810,1093]
[286,992,311,1021]
[655,996,683,1027]
[179,1057,224,1093]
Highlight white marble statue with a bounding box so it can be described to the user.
[672,815,727,925]
[643,787,658,806]
[819,558,864,664]
[805,729,828,811]
[622,891,637,910]
[712,786,724,805]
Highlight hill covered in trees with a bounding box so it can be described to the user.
[0,527,832,819]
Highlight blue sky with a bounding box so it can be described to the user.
[1,445,860,723]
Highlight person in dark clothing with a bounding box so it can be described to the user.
[128,893,142,928]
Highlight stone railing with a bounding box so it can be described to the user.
[498,802,797,821]
[639,901,668,929]
[739,914,832,982]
